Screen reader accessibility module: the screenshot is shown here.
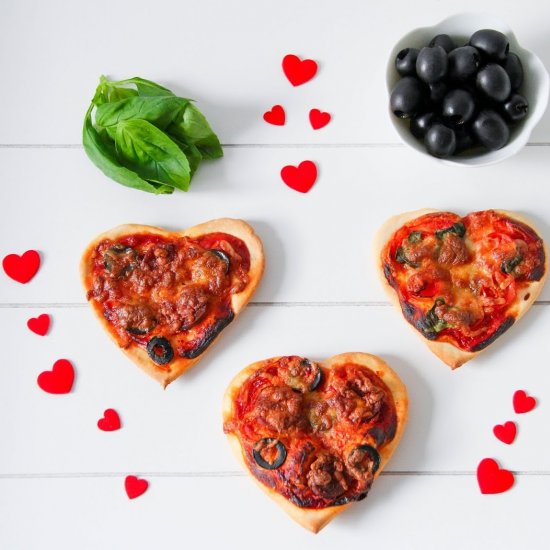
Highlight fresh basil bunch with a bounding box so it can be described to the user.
[83,76,223,194]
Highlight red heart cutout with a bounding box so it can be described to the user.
[125,475,149,499]
[309,108,331,130]
[2,250,41,284]
[98,409,121,431]
[513,390,537,414]
[477,458,515,494]
[263,105,285,126]
[37,359,74,394]
[493,421,517,445]
[282,54,318,86]
[281,160,317,193]
[27,313,51,336]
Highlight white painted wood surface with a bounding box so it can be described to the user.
[1,0,549,548]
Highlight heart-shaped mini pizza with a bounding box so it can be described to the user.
[222,352,408,533]
[81,219,264,387]
[376,209,547,369]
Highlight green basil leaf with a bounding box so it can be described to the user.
[408,231,423,243]
[82,106,173,195]
[169,135,202,177]
[110,76,174,97]
[92,75,138,106]
[168,103,223,159]
[95,96,188,130]
[114,119,190,191]
[435,222,466,240]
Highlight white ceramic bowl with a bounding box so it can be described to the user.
[386,13,550,166]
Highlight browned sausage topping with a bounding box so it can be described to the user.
[307,452,348,499]
[330,370,386,424]
[252,386,306,433]
[116,302,157,334]
[401,238,436,264]
[437,233,470,265]
[434,301,483,328]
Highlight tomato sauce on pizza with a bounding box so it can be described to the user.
[224,356,398,509]
[381,210,546,352]
[86,232,250,366]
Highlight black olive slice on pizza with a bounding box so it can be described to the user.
[81,219,264,387]
[376,209,547,368]
[223,353,408,532]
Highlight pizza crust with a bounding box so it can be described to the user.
[222,352,408,533]
[81,218,265,388]
[374,209,548,369]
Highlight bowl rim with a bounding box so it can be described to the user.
[386,12,550,167]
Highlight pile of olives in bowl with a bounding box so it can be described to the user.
[390,29,528,158]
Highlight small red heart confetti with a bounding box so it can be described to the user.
[2,250,41,284]
[98,409,121,432]
[477,458,515,495]
[309,108,331,130]
[493,421,517,445]
[37,359,74,394]
[281,160,318,193]
[282,54,318,86]
[125,475,149,499]
[27,313,51,336]
[263,105,286,126]
[513,390,537,414]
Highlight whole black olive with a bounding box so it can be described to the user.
[447,46,481,82]
[416,45,448,83]
[476,64,511,102]
[395,48,419,76]
[454,125,477,153]
[503,52,524,90]
[424,123,456,158]
[442,89,476,125]
[429,34,457,53]
[428,81,448,104]
[472,109,510,150]
[469,29,509,61]
[410,112,436,139]
[390,76,426,118]
[501,93,529,123]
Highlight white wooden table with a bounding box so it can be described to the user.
[1,1,549,548]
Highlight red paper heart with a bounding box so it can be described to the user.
[2,250,40,284]
[37,359,74,394]
[125,475,149,499]
[493,421,517,445]
[309,108,331,130]
[281,161,317,193]
[477,458,515,494]
[263,105,285,126]
[98,409,121,432]
[27,313,51,336]
[282,54,318,86]
[513,390,537,414]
